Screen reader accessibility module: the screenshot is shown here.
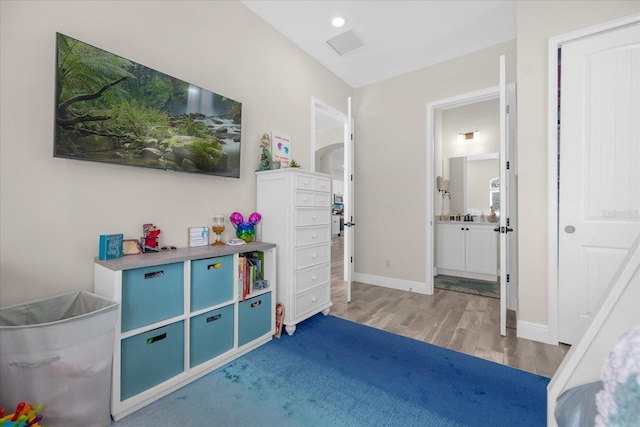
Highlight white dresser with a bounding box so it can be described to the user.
[256,169,332,335]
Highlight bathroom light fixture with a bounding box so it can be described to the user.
[457,131,480,143]
[332,17,346,28]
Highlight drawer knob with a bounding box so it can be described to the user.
[311,254,317,259]
[312,215,317,220]
[312,234,317,239]
[312,276,317,281]
[312,297,317,302]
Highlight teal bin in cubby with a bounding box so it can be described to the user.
[190,255,233,312]
[238,292,271,346]
[121,262,184,332]
[189,304,234,367]
[121,321,184,400]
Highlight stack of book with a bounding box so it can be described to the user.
[238,252,264,301]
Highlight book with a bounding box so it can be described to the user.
[99,234,123,260]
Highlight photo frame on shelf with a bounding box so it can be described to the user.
[123,239,142,255]
[271,131,290,167]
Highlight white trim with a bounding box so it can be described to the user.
[546,12,640,346]
[353,273,428,295]
[517,320,552,345]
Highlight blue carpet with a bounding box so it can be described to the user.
[113,314,549,426]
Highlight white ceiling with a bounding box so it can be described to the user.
[241,0,517,89]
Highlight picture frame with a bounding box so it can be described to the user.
[54,33,242,178]
[123,239,142,255]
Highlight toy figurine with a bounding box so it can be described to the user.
[258,133,273,171]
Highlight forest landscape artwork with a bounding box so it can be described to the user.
[54,33,242,178]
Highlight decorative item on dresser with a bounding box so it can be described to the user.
[256,169,332,335]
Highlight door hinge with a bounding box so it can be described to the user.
[350,174,353,182]
[506,105,510,114]
[351,133,353,141]
[350,256,353,263]
[507,218,510,226]
[506,274,510,283]
[506,161,510,170]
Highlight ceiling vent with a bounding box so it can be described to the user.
[326,30,365,56]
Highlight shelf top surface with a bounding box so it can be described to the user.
[95,242,276,271]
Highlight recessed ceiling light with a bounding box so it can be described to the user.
[331,17,346,28]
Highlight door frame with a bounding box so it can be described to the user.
[546,13,640,345]
[427,85,508,294]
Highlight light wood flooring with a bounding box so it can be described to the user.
[328,236,570,378]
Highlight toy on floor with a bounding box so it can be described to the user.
[0,402,43,427]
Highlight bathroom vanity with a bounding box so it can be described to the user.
[435,221,498,281]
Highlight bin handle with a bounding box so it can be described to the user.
[144,270,164,279]
[251,300,262,308]
[9,356,60,369]
[207,263,222,270]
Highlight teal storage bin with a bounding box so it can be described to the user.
[190,255,233,312]
[121,262,184,332]
[189,304,234,367]
[238,292,271,346]
[121,321,184,400]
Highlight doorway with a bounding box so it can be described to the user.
[547,15,640,345]
[311,97,350,301]
[426,82,518,334]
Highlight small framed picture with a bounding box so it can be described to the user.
[123,239,142,255]
[189,227,209,247]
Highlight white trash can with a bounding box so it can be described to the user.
[0,291,118,427]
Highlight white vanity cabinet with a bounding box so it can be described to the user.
[436,222,498,280]
[94,243,275,420]
[256,169,332,335]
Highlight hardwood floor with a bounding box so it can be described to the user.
[328,236,570,378]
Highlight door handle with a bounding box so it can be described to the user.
[565,225,576,233]
[493,226,514,233]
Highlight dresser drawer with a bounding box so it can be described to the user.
[295,244,330,270]
[295,174,316,191]
[238,293,272,346]
[295,208,330,226]
[189,304,234,368]
[295,190,315,207]
[295,226,330,246]
[315,176,331,193]
[295,285,330,318]
[121,321,184,400]
[295,263,330,293]
[190,255,233,312]
[314,192,331,207]
[121,263,184,332]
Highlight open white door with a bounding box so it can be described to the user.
[498,55,510,337]
[344,97,354,302]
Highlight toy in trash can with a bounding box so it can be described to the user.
[0,402,43,427]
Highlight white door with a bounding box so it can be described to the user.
[344,97,355,302]
[498,55,509,337]
[558,22,640,345]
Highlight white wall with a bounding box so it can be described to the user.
[0,0,352,307]
[352,41,517,286]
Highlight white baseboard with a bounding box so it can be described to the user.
[517,320,556,345]
[353,273,428,294]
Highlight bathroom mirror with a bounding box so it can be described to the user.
[446,153,499,216]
